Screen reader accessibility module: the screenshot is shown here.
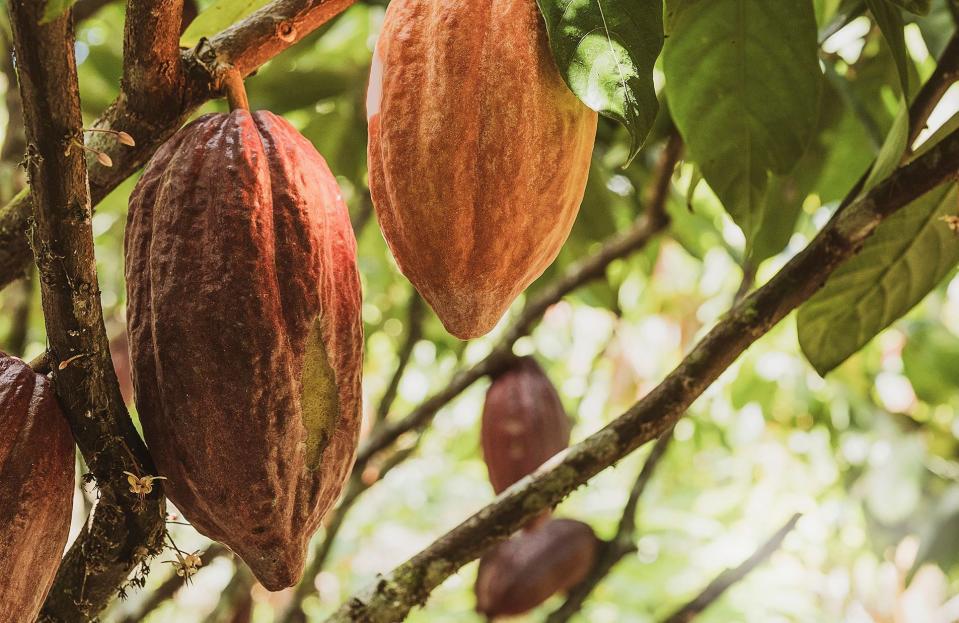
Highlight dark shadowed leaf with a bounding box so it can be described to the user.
[663,0,822,253]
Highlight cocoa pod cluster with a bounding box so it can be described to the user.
[0,353,75,619]
[367,0,598,339]
[476,357,599,616]
[125,106,363,590]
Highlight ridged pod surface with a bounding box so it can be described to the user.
[125,110,363,590]
[475,518,599,617]
[0,353,74,618]
[367,0,598,339]
[482,357,570,494]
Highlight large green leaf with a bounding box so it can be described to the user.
[181,0,270,47]
[535,0,664,162]
[798,183,959,375]
[663,0,822,251]
[857,2,912,193]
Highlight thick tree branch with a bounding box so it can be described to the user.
[660,514,801,623]
[6,2,166,621]
[546,429,674,623]
[122,0,185,114]
[324,130,959,623]
[0,0,360,292]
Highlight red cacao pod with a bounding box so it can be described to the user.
[367,0,598,339]
[125,110,363,590]
[482,357,571,494]
[475,518,599,618]
[0,353,74,618]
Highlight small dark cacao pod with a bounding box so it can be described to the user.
[482,357,571,494]
[0,353,75,618]
[125,110,363,590]
[367,0,598,339]
[475,518,600,618]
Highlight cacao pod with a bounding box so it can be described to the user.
[482,357,571,494]
[125,109,363,590]
[0,353,75,618]
[109,330,133,407]
[475,518,600,618]
[367,0,598,339]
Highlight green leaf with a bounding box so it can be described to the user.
[41,0,77,23]
[849,2,912,194]
[902,322,959,404]
[887,0,931,15]
[535,0,664,162]
[865,0,911,95]
[798,183,959,375]
[181,0,270,47]
[663,0,822,251]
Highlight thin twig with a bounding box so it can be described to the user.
[546,429,675,623]
[6,1,167,620]
[281,440,422,623]
[376,293,425,424]
[322,130,959,623]
[659,513,801,623]
[117,543,230,623]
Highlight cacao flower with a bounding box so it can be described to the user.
[482,357,571,494]
[0,353,75,618]
[367,0,598,339]
[125,109,364,590]
[475,518,600,618]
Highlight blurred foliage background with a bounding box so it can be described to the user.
[2,0,959,621]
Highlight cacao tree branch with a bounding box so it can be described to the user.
[659,513,801,623]
[5,2,167,621]
[0,0,360,293]
[355,134,682,468]
[546,428,674,623]
[908,33,959,149]
[116,543,230,623]
[122,0,185,115]
[375,293,426,424]
[323,130,959,623]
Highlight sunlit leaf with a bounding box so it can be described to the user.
[536,0,664,162]
[181,0,271,47]
[798,183,959,375]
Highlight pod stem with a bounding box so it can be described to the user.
[220,67,250,112]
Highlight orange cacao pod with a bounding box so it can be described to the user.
[475,518,599,617]
[367,0,598,339]
[482,357,570,494]
[125,110,363,590]
[0,353,74,618]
